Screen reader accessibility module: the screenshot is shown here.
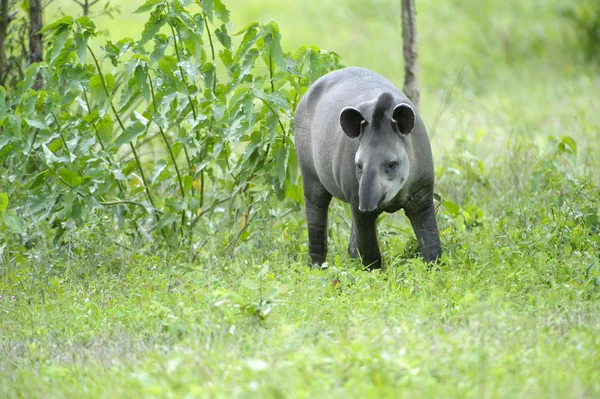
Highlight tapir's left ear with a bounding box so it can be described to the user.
[392,104,415,135]
[340,107,367,139]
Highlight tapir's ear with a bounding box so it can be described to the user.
[392,103,415,135]
[340,107,367,139]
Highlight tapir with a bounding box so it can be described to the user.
[294,67,442,269]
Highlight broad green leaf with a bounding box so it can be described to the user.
[233,24,259,65]
[139,8,167,46]
[76,16,96,32]
[560,136,577,155]
[105,38,135,67]
[200,0,214,18]
[0,134,13,153]
[240,48,260,80]
[135,65,151,102]
[89,74,106,101]
[114,121,147,147]
[274,144,288,185]
[152,160,168,183]
[105,73,116,93]
[134,0,164,13]
[0,193,8,215]
[233,21,259,36]
[39,16,74,34]
[443,201,460,216]
[42,144,60,163]
[12,64,39,104]
[220,48,233,71]
[95,114,113,144]
[48,26,71,64]
[215,24,231,49]
[122,54,146,81]
[47,138,62,153]
[202,62,216,96]
[2,210,22,233]
[118,77,142,112]
[72,198,82,223]
[153,114,168,130]
[58,168,83,187]
[213,0,230,22]
[122,160,138,176]
[260,22,285,70]
[287,146,298,183]
[24,118,48,129]
[183,175,193,193]
[150,34,169,65]
[241,130,262,163]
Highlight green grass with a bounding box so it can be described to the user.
[2,0,600,397]
[1,195,599,397]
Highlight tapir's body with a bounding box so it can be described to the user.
[294,67,442,268]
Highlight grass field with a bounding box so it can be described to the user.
[2,0,600,397]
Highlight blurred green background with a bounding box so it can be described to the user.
[46,0,600,168]
[46,0,591,86]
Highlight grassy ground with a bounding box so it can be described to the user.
[1,190,599,398]
[2,0,600,397]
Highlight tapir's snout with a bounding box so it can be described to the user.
[358,171,383,213]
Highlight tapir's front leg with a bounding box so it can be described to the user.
[405,189,442,263]
[303,181,332,266]
[350,208,382,269]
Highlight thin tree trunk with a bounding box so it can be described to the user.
[29,0,43,89]
[401,0,419,110]
[0,0,9,82]
[78,0,102,16]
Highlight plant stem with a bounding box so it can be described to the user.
[201,14,220,213]
[167,3,198,120]
[49,112,84,175]
[82,89,127,195]
[199,167,204,209]
[268,52,275,93]
[203,16,216,66]
[87,45,159,222]
[147,70,187,231]
[258,97,287,142]
[100,199,164,215]
[34,152,83,196]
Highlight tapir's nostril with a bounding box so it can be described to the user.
[359,205,377,213]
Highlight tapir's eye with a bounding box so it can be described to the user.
[386,161,398,172]
[356,163,363,172]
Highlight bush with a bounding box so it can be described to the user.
[0,0,341,250]
[562,1,600,62]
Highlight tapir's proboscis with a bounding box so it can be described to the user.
[294,67,442,269]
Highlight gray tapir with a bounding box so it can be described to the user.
[294,67,442,269]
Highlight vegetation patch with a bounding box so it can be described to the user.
[1,0,599,397]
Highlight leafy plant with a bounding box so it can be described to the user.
[0,0,341,251]
[562,1,600,62]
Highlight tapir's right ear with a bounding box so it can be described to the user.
[340,107,367,139]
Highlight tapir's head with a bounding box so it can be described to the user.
[340,92,415,213]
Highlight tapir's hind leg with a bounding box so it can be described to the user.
[303,180,332,266]
[350,208,382,269]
